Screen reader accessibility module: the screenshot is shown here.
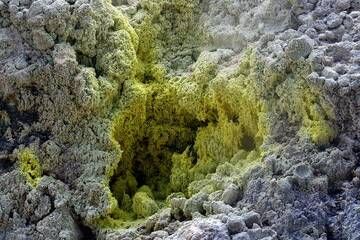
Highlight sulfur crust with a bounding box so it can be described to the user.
[88,0,337,229]
[18,148,43,188]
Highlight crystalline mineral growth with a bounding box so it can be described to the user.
[1,0,360,239]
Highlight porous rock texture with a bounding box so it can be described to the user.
[1,0,360,239]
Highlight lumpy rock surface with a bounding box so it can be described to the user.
[1,0,360,239]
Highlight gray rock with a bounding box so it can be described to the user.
[334,64,348,75]
[247,228,277,240]
[312,4,331,19]
[154,208,172,231]
[285,36,313,60]
[326,13,343,29]
[279,29,302,41]
[338,75,351,87]
[322,67,339,80]
[170,197,186,220]
[305,28,318,39]
[209,190,224,201]
[309,176,329,193]
[319,31,337,42]
[146,212,178,235]
[355,42,360,51]
[232,232,251,240]
[342,203,360,239]
[343,15,354,29]
[333,25,346,41]
[308,72,320,82]
[354,167,360,178]
[32,29,55,50]
[227,216,247,235]
[183,192,208,218]
[150,230,169,239]
[166,218,230,240]
[242,211,261,229]
[313,20,327,32]
[293,164,314,188]
[309,49,325,72]
[204,201,235,215]
[324,78,339,91]
[352,177,360,186]
[326,43,352,62]
[342,33,353,41]
[351,0,360,10]
[316,150,356,183]
[258,33,276,48]
[335,0,351,12]
[222,184,241,206]
[36,209,80,240]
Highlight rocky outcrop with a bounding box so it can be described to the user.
[1,0,360,239]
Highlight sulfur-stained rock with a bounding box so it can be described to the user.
[1,0,360,239]
[132,192,159,218]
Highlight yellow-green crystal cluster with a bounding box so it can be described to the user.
[18,148,43,188]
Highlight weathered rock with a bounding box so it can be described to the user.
[335,0,351,12]
[183,192,208,219]
[326,13,343,29]
[285,36,313,60]
[242,211,261,229]
[227,216,247,235]
[1,0,360,239]
[222,184,241,206]
[232,232,251,240]
[166,218,230,240]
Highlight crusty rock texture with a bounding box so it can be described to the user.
[1,0,360,239]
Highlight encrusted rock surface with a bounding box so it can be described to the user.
[1,0,360,239]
